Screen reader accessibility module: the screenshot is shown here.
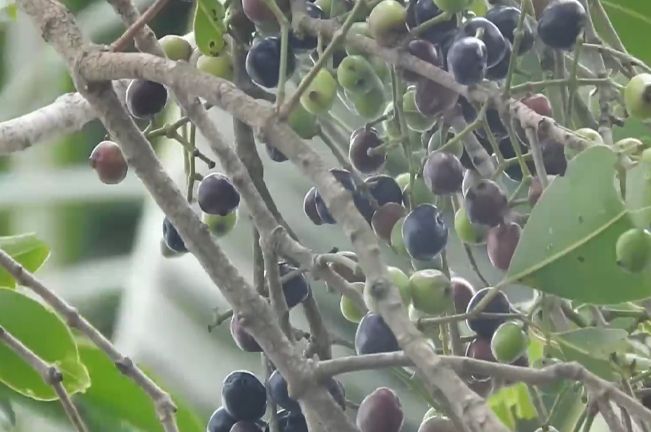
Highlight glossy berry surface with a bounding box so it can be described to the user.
[266,410,307,432]
[246,37,297,88]
[89,141,128,185]
[615,228,651,273]
[423,152,464,195]
[451,276,475,314]
[162,217,188,253]
[466,288,512,338]
[278,262,311,308]
[487,222,522,271]
[485,6,534,54]
[464,179,509,227]
[355,312,400,355]
[485,41,511,81]
[349,128,386,173]
[303,187,323,225]
[288,3,323,51]
[221,371,267,421]
[403,39,440,82]
[126,79,168,119]
[455,17,507,68]
[365,175,403,207]
[411,0,457,44]
[447,37,488,85]
[402,204,448,261]
[207,407,237,432]
[414,78,459,117]
[357,387,404,432]
[537,0,586,50]
[198,173,241,216]
[372,203,406,242]
[230,315,262,352]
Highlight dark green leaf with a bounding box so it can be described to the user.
[596,1,651,67]
[0,234,50,289]
[77,342,204,432]
[0,288,89,400]
[505,146,651,304]
[193,0,226,57]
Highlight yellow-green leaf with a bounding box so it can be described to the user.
[0,234,50,289]
[193,0,226,57]
[0,288,89,400]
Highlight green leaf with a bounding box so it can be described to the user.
[554,328,628,381]
[487,383,537,431]
[0,234,50,289]
[505,146,651,304]
[597,0,651,68]
[0,288,90,400]
[626,156,651,229]
[193,0,226,57]
[77,342,204,432]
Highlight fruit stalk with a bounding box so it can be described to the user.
[450,193,490,287]
[109,0,170,52]
[524,127,549,188]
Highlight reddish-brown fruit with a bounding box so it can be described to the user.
[487,222,522,271]
[528,177,543,207]
[520,93,553,117]
[89,141,128,185]
[466,337,496,381]
[372,202,407,242]
[230,314,262,352]
[451,277,475,314]
[357,387,404,432]
[423,151,464,195]
[349,128,387,174]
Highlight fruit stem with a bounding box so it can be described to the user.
[409,11,453,38]
[525,127,549,188]
[260,0,290,27]
[565,36,584,127]
[507,175,531,205]
[437,104,486,156]
[109,0,170,52]
[582,43,651,75]
[187,125,198,202]
[504,119,532,179]
[316,253,362,276]
[509,78,619,94]
[276,24,290,108]
[390,66,417,210]
[276,0,366,120]
[168,130,216,169]
[503,0,529,98]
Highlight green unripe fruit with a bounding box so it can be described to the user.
[625,73,651,119]
[337,55,379,94]
[490,322,528,364]
[159,35,193,61]
[642,148,651,163]
[403,89,437,132]
[196,54,234,82]
[433,0,473,14]
[395,172,410,190]
[615,228,651,273]
[300,69,338,114]
[340,294,365,323]
[390,216,409,256]
[288,104,319,140]
[346,23,371,56]
[454,207,488,245]
[615,137,645,154]
[370,56,390,82]
[345,85,386,120]
[202,210,238,238]
[368,0,407,46]
[388,266,411,304]
[575,128,604,145]
[402,176,437,208]
[409,269,452,316]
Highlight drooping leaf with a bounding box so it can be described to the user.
[505,146,651,304]
[0,234,50,289]
[0,288,89,400]
[596,0,651,67]
[77,342,204,432]
[193,0,226,57]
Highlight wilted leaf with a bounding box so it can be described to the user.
[0,234,50,289]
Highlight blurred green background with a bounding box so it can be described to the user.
[0,0,649,431]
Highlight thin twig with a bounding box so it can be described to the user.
[110,0,170,52]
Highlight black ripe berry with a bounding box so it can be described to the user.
[198,173,241,216]
[349,128,386,174]
[402,204,448,261]
[537,0,586,50]
[288,3,324,51]
[365,174,403,207]
[485,6,534,55]
[464,179,508,227]
[162,217,188,254]
[410,0,457,44]
[267,370,346,413]
[303,187,324,225]
[277,262,310,308]
[221,371,267,421]
[266,410,308,432]
[207,407,237,432]
[246,37,297,88]
[466,287,512,338]
[447,37,488,85]
[541,138,568,176]
[455,17,507,68]
[89,141,128,185]
[230,314,262,352]
[126,79,168,119]
[266,143,288,162]
[485,41,511,81]
[423,152,464,195]
[357,387,404,432]
[355,312,400,355]
[403,39,440,82]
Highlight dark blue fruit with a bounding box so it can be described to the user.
[410,0,457,44]
[365,174,403,207]
[266,370,346,412]
[126,79,168,119]
[455,17,508,68]
[265,410,308,432]
[198,173,241,216]
[246,37,297,88]
[423,152,463,195]
[221,371,267,421]
[231,421,264,432]
[266,143,288,162]
[303,187,323,225]
[465,179,508,227]
[278,262,310,308]
[314,168,356,224]
[485,6,534,55]
[355,312,400,355]
[485,41,512,81]
[289,3,324,51]
[402,204,448,261]
[207,407,237,432]
[537,0,586,51]
[466,288,512,338]
[162,217,188,253]
[447,37,488,85]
